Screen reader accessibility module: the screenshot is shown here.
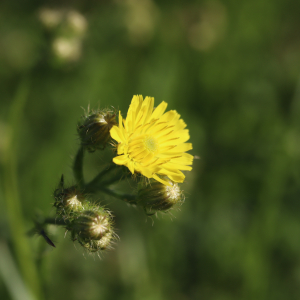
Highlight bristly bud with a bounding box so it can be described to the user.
[78,108,117,152]
[71,206,115,252]
[78,230,115,252]
[71,209,111,240]
[137,178,184,215]
[54,175,85,216]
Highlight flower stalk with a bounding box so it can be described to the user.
[73,146,85,187]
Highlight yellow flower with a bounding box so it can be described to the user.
[110,95,193,185]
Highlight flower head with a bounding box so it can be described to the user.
[110,95,193,185]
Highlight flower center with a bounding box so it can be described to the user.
[143,135,158,153]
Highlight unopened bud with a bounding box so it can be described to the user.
[71,209,112,240]
[137,178,184,214]
[78,230,115,252]
[78,109,117,152]
[54,176,85,215]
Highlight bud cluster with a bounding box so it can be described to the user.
[53,176,115,253]
[39,100,192,257]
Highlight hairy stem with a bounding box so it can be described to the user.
[73,146,85,187]
[43,217,71,226]
[84,163,117,191]
[85,167,126,193]
[98,187,137,205]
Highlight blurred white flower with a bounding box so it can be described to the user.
[52,37,82,61]
[186,1,227,51]
[121,0,159,45]
[38,8,63,29]
[66,10,88,36]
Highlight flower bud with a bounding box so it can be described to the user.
[78,109,117,152]
[78,230,115,252]
[71,209,112,240]
[137,178,184,214]
[54,176,85,215]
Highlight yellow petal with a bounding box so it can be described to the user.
[151,101,168,120]
[152,174,172,186]
[113,155,128,165]
[163,162,192,171]
[127,160,135,174]
[160,110,178,123]
[140,166,154,178]
[126,95,142,131]
[168,143,193,153]
[173,119,187,131]
[110,126,125,143]
[176,130,190,144]
[171,153,194,165]
[117,144,124,155]
[168,172,185,183]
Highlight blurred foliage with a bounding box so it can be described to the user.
[1,0,300,299]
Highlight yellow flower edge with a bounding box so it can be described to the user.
[109,95,193,185]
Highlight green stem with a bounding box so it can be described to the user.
[98,187,137,205]
[100,169,126,186]
[84,163,117,191]
[85,167,126,193]
[73,146,85,187]
[2,77,43,300]
[43,217,71,226]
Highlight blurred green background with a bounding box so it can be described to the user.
[1,0,300,299]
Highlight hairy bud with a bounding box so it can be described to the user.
[71,206,115,252]
[54,176,85,215]
[78,108,117,152]
[137,178,184,214]
[71,209,111,240]
[78,230,115,252]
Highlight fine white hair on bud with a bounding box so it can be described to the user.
[70,206,116,253]
[78,108,117,152]
[78,230,116,252]
[71,210,110,240]
[53,176,85,216]
[137,177,184,215]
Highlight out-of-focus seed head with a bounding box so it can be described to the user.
[137,177,184,215]
[78,108,117,152]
